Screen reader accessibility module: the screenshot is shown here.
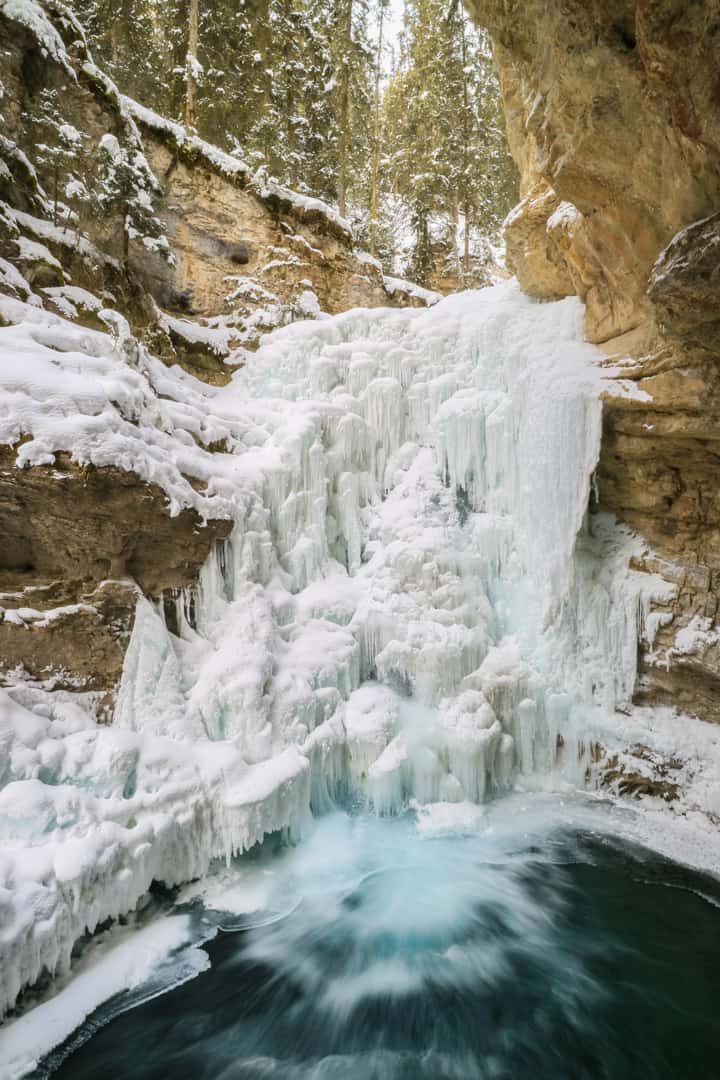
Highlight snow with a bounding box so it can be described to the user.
[669,615,720,659]
[547,201,580,231]
[224,276,278,304]
[256,176,352,236]
[0,915,204,1080]
[2,275,718,1023]
[293,289,322,319]
[0,257,34,298]
[383,274,441,306]
[8,207,119,268]
[43,285,103,316]
[356,250,383,271]
[0,0,73,73]
[122,95,352,237]
[15,236,63,271]
[0,298,244,517]
[0,603,97,627]
[158,310,232,354]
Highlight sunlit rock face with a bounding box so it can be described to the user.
[468,0,720,722]
[136,129,394,327]
[466,0,720,345]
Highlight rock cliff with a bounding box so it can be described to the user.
[468,0,720,723]
[0,0,435,702]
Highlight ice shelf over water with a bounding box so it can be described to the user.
[0,280,690,1018]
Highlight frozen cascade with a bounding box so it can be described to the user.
[114,280,625,811]
[1,280,669,1019]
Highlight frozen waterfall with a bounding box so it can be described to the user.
[1,280,668,1023]
[118,280,633,814]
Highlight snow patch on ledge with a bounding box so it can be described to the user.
[382,274,442,307]
[546,201,580,231]
[669,615,720,660]
[121,96,352,238]
[0,0,73,73]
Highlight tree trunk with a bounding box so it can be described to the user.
[369,1,385,256]
[450,199,462,286]
[337,0,353,218]
[459,12,471,279]
[415,206,430,286]
[52,164,58,228]
[122,211,130,270]
[185,0,199,131]
[463,200,471,280]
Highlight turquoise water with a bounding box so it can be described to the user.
[41,805,720,1080]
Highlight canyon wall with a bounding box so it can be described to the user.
[468,0,720,721]
[0,1,432,703]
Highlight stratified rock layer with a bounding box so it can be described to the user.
[0,448,231,704]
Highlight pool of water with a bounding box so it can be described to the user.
[37,799,720,1080]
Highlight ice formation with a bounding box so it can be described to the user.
[0,278,689,1017]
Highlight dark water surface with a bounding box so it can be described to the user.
[39,807,720,1080]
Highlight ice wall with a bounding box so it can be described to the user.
[1,280,658,1015]
[116,280,620,808]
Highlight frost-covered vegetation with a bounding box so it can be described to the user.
[74,0,517,286]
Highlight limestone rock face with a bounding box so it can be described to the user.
[0,580,137,711]
[648,213,720,349]
[469,0,720,723]
[468,0,720,343]
[504,182,575,300]
[0,448,231,700]
[0,450,231,593]
[0,2,434,704]
[138,135,390,326]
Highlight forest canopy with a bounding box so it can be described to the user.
[73,0,518,288]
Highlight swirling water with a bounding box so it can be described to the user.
[40,799,720,1080]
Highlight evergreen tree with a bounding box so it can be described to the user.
[381,0,516,285]
[24,88,86,226]
[368,0,389,256]
[72,0,516,284]
[93,133,172,267]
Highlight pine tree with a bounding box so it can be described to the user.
[76,0,185,119]
[381,0,454,283]
[93,134,172,268]
[380,0,516,285]
[24,88,86,226]
[186,0,201,130]
[368,0,388,255]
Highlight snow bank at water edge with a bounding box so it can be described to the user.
[0,685,309,1019]
[0,914,207,1080]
